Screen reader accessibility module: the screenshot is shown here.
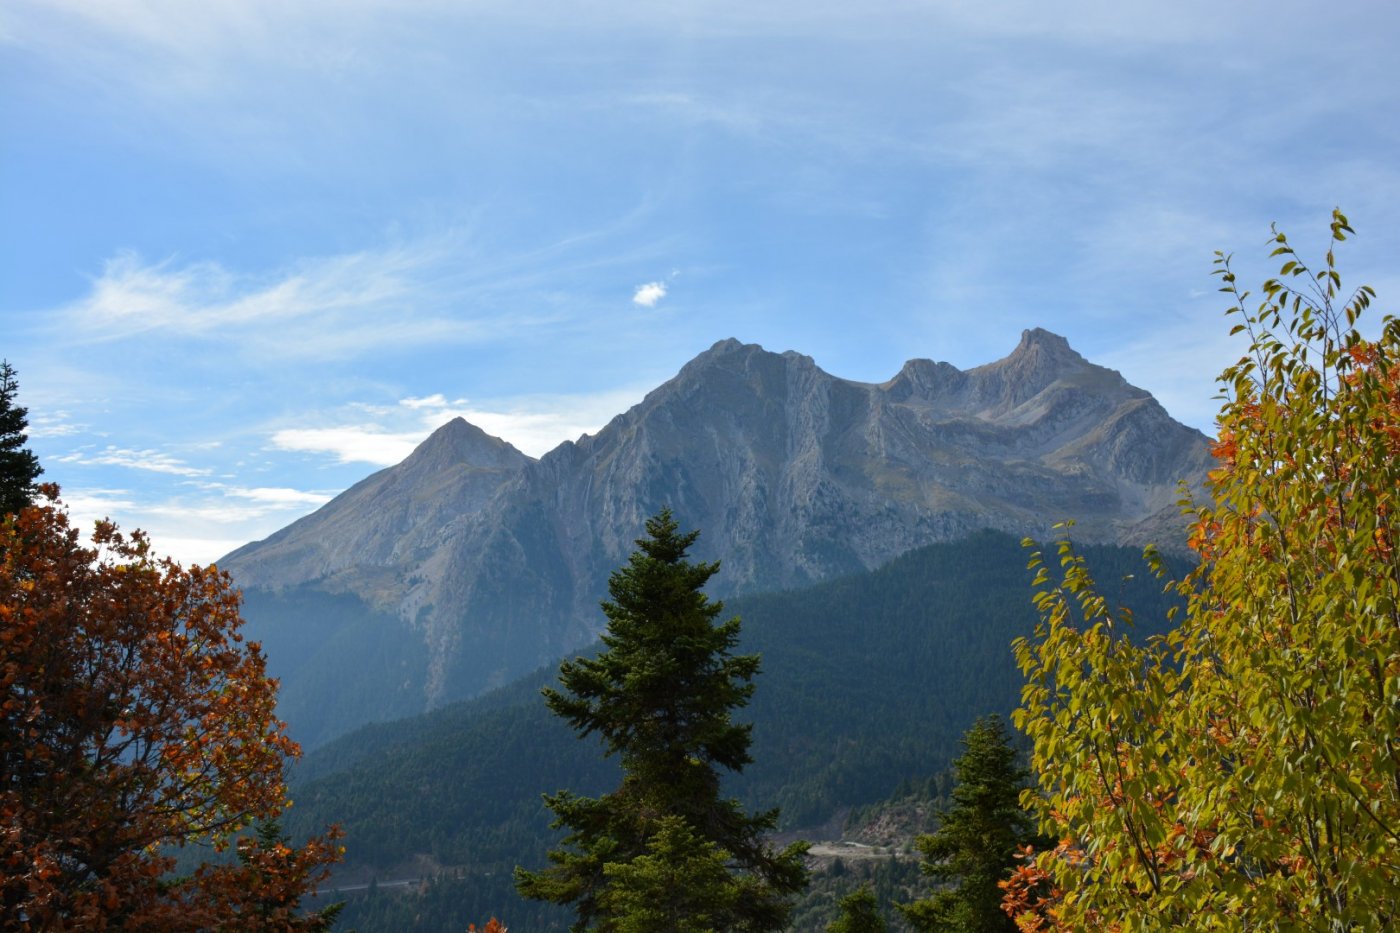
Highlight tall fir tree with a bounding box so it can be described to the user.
[515,509,808,931]
[0,361,43,517]
[827,885,888,933]
[900,715,1039,932]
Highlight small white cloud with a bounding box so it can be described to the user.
[400,393,455,410]
[228,486,333,507]
[632,281,668,307]
[195,482,335,508]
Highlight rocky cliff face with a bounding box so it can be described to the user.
[223,331,1213,744]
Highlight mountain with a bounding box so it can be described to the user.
[222,331,1212,747]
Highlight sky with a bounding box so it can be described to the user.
[3,0,1399,565]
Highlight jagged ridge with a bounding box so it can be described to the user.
[223,331,1212,746]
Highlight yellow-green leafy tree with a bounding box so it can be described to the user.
[1006,211,1399,930]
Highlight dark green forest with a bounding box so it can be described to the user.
[284,530,1186,930]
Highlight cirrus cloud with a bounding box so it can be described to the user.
[270,426,426,466]
[56,445,211,477]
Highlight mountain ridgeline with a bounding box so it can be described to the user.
[222,332,1212,748]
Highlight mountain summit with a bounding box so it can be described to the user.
[221,417,530,589]
[223,333,1212,746]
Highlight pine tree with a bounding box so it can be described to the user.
[515,509,808,931]
[827,885,888,933]
[0,361,43,517]
[597,816,745,933]
[900,715,1038,932]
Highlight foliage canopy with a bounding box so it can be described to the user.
[1,491,341,928]
[828,885,888,933]
[1008,211,1400,929]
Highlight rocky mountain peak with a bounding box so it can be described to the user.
[1000,327,1089,377]
[404,417,533,473]
[221,416,530,590]
[965,327,1120,414]
[682,337,749,368]
[1017,326,1077,355]
[677,338,822,374]
[885,358,967,402]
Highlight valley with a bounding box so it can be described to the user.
[205,332,1213,928]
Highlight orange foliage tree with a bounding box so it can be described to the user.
[1,488,341,929]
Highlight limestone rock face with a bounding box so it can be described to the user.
[223,332,1212,741]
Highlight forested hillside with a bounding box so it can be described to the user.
[288,530,1187,930]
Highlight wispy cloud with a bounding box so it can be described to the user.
[270,426,427,467]
[197,483,335,508]
[59,488,139,521]
[54,480,338,566]
[59,241,513,359]
[26,412,84,439]
[56,446,211,477]
[46,206,682,365]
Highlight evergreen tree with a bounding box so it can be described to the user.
[515,509,808,931]
[598,816,744,933]
[900,715,1037,932]
[827,885,888,933]
[0,361,42,517]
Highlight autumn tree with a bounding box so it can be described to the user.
[467,919,508,932]
[1008,211,1400,929]
[515,509,808,931]
[1,489,341,929]
[0,361,42,517]
[900,716,1038,932]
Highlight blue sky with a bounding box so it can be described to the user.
[3,0,1399,565]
